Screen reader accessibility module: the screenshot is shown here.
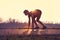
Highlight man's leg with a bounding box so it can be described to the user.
[38,21,46,29]
[36,17,46,29]
[32,17,35,31]
[32,17,39,29]
[32,17,34,28]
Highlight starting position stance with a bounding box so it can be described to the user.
[23,9,46,29]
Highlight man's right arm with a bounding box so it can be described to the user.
[28,16,30,27]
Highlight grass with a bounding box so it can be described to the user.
[0,34,60,40]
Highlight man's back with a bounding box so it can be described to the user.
[29,9,42,17]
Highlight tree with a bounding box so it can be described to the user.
[8,18,16,23]
[0,18,2,23]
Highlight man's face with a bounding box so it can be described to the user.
[25,12,29,15]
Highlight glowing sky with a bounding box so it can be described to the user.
[0,0,60,23]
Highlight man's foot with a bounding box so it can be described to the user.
[35,26,39,29]
[43,26,47,29]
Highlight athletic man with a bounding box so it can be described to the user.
[23,9,46,29]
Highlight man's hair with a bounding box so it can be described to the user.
[23,10,29,13]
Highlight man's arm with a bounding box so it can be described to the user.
[28,16,30,27]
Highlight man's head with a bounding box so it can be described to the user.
[23,10,29,15]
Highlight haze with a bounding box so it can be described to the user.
[0,0,60,23]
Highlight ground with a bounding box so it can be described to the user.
[0,35,60,40]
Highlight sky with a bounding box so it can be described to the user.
[0,0,60,23]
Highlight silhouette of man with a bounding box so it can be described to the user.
[23,9,46,29]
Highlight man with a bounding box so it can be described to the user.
[23,9,46,29]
